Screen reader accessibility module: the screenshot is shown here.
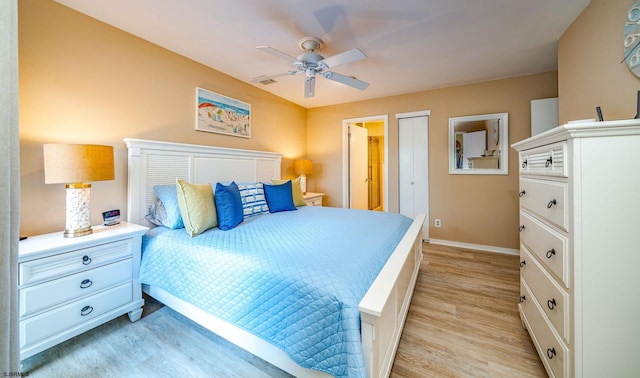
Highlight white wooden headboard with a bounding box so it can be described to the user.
[124,138,282,227]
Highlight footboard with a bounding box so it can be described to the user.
[359,213,425,378]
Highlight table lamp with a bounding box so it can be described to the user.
[43,144,115,237]
[293,159,312,193]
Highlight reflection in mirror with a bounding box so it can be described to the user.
[448,113,508,175]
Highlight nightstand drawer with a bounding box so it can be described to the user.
[19,258,132,318]
[20,282,132,349]
[306,198,322,206]
[20,239,132,286]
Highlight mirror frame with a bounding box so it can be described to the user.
[448,112,509,175]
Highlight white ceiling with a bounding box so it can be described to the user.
[54,0,590,109]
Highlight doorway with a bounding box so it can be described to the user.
[342,115,388,210]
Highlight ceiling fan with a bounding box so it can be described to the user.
[251,36,369,98]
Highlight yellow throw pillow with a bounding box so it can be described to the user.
[272,178,306,207]
[176,179,217,237]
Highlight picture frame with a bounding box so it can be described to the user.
[195,87,251,138]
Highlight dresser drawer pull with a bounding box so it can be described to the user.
[82,255,92,265]
[546,248,556,258]
[520,260,526,267]
[522,159,528,168]
[80,305,94,316]
[545,156,553,168]
[519,295,526,303]
[546,199,557,208]
[546,347,557,359]
[519,225,525,232]
[519,190,526,197]
[547,298,557,310]
[80,279,93,289]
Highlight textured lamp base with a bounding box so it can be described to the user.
[64,183,93,238]
[299,174,307,194]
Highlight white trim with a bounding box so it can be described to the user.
[428,238,519,255]
[342,114,389,210]
[396,110,431,119]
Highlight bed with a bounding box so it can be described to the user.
[124,138,425,377]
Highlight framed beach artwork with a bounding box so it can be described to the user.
[195,87,251,138]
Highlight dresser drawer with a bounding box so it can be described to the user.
[519,211,569,287]
[519,141,567,177]
[20,239,132,286]
[19,258,132,318]
[520,279,568,378]
[520,247,569,342]
[19,282,132,349]
[519,178,568,232]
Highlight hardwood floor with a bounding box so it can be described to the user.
[390,243,545,377]
[21,243,545,377]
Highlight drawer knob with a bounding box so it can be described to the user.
[545,156,553,168]
[519,225,525,232]
[518,190,526,197]
[80,305,94,316]
[546,347,557,359]
[82,255,92,265]
[519,295,526,303]
[80,279,93,289]
[546,199,557,209]
[520,260,526,267]
[521,159,528,168]
[546,249,556,258]
[547,298,557,310]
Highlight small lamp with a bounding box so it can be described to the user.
[43,144,115,237]
[293,159,312,194]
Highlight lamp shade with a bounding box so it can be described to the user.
[293,159,312,175]
[43,144,114,184]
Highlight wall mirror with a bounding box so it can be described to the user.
[448,113,508,175]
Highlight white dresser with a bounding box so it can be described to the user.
[511,119,640,377]
[18,222,148,360]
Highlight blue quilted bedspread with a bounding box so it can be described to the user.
[139,206,412,377]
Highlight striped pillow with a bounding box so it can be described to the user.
[237,183,270,218]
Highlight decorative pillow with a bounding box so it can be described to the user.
[271,178,306,207]
[214,181,244,230]
[145,199,167,226]
[263,180,297,213]
[176,179,217,237]
[153,185,184,229]
[237,183,270,218]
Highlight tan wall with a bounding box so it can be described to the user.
[558,0,639,122]
[308,72,558,249]
[18,0,307,236]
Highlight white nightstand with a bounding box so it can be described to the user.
[303,192,324,206]
[18,222,148,360]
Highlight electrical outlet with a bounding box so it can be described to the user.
[435,219,442,228]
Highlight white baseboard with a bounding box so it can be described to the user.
[427,238,519,255]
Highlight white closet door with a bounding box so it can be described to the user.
[399,115,429,240]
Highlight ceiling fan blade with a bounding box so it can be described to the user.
[318,48,366,69]
[256,46,299,63]
[323,71,369,90]
[304,77,315,98]
[250,71,298,83]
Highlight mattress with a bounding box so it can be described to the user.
[139,206,412,377]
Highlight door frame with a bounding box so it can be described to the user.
[342,114,389,209]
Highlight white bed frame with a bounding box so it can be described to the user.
[124,138,425,377]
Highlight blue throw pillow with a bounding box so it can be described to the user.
[153,185,184,229]
[214,181,244,230]
[263,181,297,213]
